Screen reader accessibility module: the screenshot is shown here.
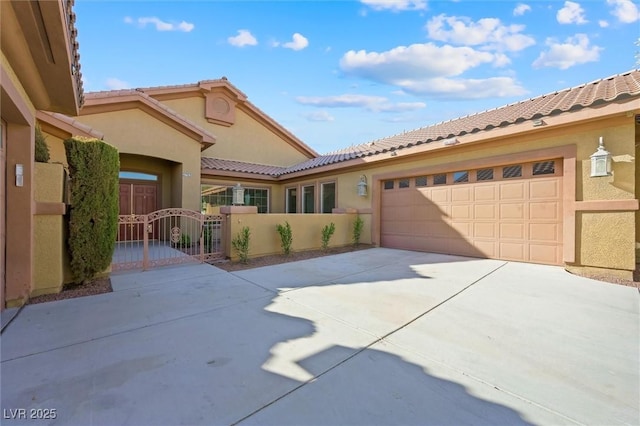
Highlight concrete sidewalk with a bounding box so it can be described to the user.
[1,248,638,425]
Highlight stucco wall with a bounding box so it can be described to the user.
[162,97,311,166]
[224,210,371,261]
[77,110,202,211]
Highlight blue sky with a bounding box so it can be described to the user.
[74,0,639,154]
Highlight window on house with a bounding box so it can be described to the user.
[286,187,297,213]
[302,185,315,213]
[321,182,336,214]
[415,176,427,187]
[201,185,269,213]
[433,174,447,185]
[453,171,469,183]
[476,168,494,181]
[533,161,555,175]
[119,171,158,181]
[384,180,394,190]
[399,179,410,188]
[503,165,522,179]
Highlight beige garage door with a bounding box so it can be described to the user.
[380,160,563,265]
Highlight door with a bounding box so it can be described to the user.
[380,160,563,265]
[118,182,158,241]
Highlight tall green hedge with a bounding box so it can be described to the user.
[64,137,119,283]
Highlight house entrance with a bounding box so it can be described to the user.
[118,182,158,241]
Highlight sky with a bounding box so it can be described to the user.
[74,0,640,155]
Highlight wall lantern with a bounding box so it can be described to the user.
[357,175,368,197]
[590,137,612,177]
[232,183,245,205]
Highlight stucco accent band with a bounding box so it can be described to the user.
[575,199,639,212]
[34,202,66,215]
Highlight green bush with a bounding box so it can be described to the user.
[34,124,50,163]
[179,233,191,248]
[276,221,293,255]
[64,137,119,283]
[232,226,251,264]
[352,215,364,246]
[321,222,336,251]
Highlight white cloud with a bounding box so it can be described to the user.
[532,34,602,69]
[283,33,309,51]
[513,3,531,16]
[607,0,640,23]
[228,29,258,47]
[303,111,335,122]
[296,94,426,112]
[425,15,535,52]
[599,20,610,27]
[105,78,130,90]
[557,1,588,24]
[360,0,427,12]
[125,16,194,32]
[339,42,525,99]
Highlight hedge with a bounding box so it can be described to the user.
[64,137,119,283]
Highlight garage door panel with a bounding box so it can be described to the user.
[529,223,560,241]
[529,202,560,220]
[500,182,526,200]
[500,223,525,240]
[380,161,562,266]
[500,203,525,220]
[530,179,560,199]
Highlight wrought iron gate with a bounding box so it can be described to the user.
[112,208,225,271]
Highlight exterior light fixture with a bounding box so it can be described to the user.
[532,119,546,127]
[357,175,368,197]
[590,137,612,177]
[232,183,245,205]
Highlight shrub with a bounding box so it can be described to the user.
[64,137,119,283]
[179,233,191,248]
[352,215,364,246]
[232,226,251,264]
[276,221,293,255]
[321,222,336,251]
[34,124,50,163]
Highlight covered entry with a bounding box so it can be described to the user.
[380,159,563,265]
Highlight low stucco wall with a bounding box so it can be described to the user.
[33,162,70,296]
[223,208,372,261]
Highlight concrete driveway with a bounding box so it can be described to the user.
[1,248,638,425]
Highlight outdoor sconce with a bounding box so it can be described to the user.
[357,175,368,197]
[590,137,612,177]
[232,183,245,205]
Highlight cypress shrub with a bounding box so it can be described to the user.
[34,124,50,163]
[64,137,120,283]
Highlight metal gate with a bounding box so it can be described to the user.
[112,208,225,271]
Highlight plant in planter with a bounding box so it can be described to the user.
[232,226,251,264]
[352,215,364,246]
[321,222,336,251]
[276,221,293,255]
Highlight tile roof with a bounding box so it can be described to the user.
[201,158,287,176]
[38,110,104,139]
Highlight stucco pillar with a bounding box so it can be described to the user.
[5,123,34,306]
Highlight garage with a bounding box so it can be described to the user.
[380,159,563,265]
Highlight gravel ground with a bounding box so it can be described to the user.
[28,278,113,305]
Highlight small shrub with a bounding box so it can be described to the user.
[179,233,191,248]
[203,224,213,253]
[232,226,251,264]
[276,221,293,255]
[34,124,50,163]
[321,222,336,251]
[352,215,364,246]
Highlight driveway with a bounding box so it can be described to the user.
[1,248,638,425]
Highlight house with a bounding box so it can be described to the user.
[1,0,84,309]
[48,71,638,282]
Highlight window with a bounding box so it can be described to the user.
[119,171,158,181]
[302,185,315,213]
[286,187,297,213]
[384,180,394,190]
[415,176,427,187]
[476,168,494,181]
[503,165,522,178]
[321,182,336,214]
[453,171,468,183]
[433,174,447,185]
[201,185,269,213]
[533,161,555,175]
[399,179,410,188]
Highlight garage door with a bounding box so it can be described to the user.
[380,160,563,265]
